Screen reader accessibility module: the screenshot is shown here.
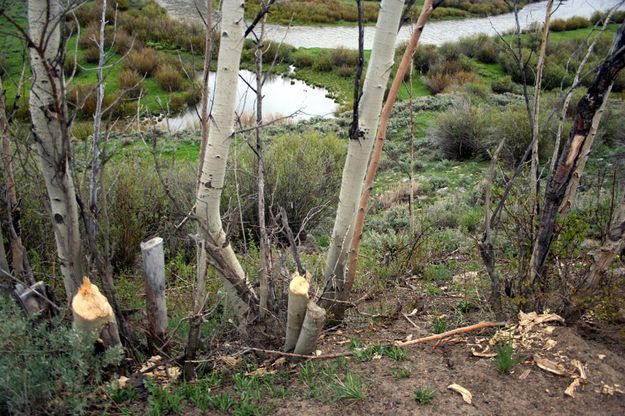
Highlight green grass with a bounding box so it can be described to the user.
[392,365,413,379]
[431,315,448,334]
[414,386,436,405]
[494,337,524,374]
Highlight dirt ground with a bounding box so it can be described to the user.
[272,315,625,416]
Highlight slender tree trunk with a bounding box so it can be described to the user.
[322,0,405,305]
[332,0,439,319]
[255,16,274,317]
[479,139,507,320]
[527,0,553,285]
[528,22,625,306]
[187,0,214,380]
[195,0,259,329]
[0,78,33,284]
[29,0,85,304]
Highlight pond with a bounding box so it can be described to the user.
[159,70,338,132]
[156,0,625,49]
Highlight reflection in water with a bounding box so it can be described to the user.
[156,0,625,49]
[160,70,338,131]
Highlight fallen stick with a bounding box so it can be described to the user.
[248,321,507,360]
[395,321,506,347]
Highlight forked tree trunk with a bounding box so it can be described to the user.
[322,0,405,304]
[333,0,441,320]
[528,21,625,305]
[195,0,259,329]
[28,0,85,304]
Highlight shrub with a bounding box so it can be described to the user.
[425,71,479,94]
[330,47,359,67]
[112,29,138,55]
[184,82,202,107]
[0,299,122,415]
[338,65,353,78]
[83,46,101,64]
[476,40,498,63]
[63,54,81,76]
[263,41,296,64]
[413,44,438,73]
[312,52,333,72]
[591,10,625,25]
[293,50,315,67]
[224,131,346,243]
[432,100,488,160]
[155,64,185,92]
[125,48,161,76]
[118,69,144,99]
[488,104,552,165]
[549,18,568,32]
[491,76,515,94]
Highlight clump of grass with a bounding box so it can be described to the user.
[431,316,448,334]
[125,48,161,76]
[383,345,407,361]
[334,373,366,402]
[118,69,144,99]
[154,64,185,92]
[414,386,436,405]
[392,365,412,379]
[494,337,524,374]
[83,46,101,64]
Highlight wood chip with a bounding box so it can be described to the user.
[448,383,472,404]
[534,355,568,376]
[565,378,581,398]
[571,359,587,380]
[544,339,557,350]
[471,346,497,358]
[598,354,606,360]
[519,369,531,380]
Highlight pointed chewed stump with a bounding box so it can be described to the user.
[72,277,121,349]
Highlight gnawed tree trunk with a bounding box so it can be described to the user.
[559,89,612,215]
[195,0,259,330]
[528,21,625,307]
[293,301,326,355]
[284,272,309,352]
[334,0,441,320]
[28,0,85,304]
[322,0,405,305]
[72,277,121,348]
[141,237,168,353]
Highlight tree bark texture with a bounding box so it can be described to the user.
[322,0,405,303]
[528,21,625,302]
[141,237,168,353]
[28,0,85,304]
[195,0,258,328]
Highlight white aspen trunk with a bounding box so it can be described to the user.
[284,272,309,352]
[29,0,85,304]
[195,0,257,327]
[559,86,612,215]
[323,0,405,300]
[293,300,326,355]
[72,277,121,348]
[141,237,168,351]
